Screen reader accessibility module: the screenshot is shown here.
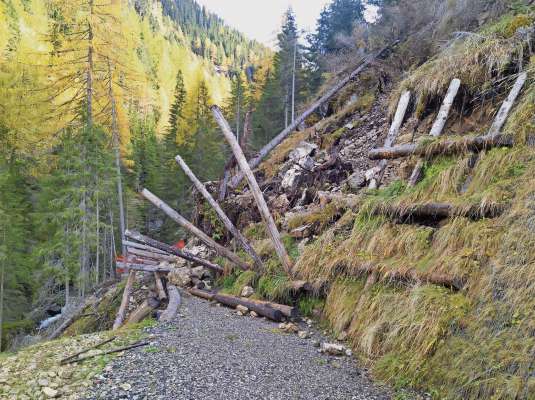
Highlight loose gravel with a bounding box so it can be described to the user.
[83,293,393,400]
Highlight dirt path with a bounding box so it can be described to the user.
[83,293,394,400]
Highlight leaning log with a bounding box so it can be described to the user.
[212,106,293,275]
[125,230,224,274]
[228,41,399,190]
[488,72,527,136]
[112,270,137,330]
[213,293,284,322]
[372,202,505,222]
[141,189,251,271]
[127,296,160,325]
[409,78,461,186]
[369,90,411,189]
[175,155,263,271]
[160,285,181,322]
[154,272,167,300]
[369,133,513,160]
[49,295,98,339]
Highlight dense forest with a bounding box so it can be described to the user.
[0,0,372,348]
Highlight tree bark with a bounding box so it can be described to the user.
[141,189,250,271]
[211,106,293,275]
[228,42,399,189]
[125,230,224,274]
[160,285,181,322]
[175,155,263,271]
[123,240,169,255]
[0,231,4,351]
[213,293,284,322]
[188,287,215,301]
[409,78,461,186]
[369,90,411,189]
[242,298,298,319]
[369,133,513,160]
[117,263,171,273]
[112,270,136,330]
[127,297,160,325]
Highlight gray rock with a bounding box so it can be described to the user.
[240,286,254,298]
[42,387,59,398]
[347,172,366,191]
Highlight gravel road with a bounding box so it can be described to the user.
[83,293,393,400]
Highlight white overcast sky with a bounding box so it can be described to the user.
[194,0,332,47]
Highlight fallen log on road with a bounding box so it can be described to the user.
[188,287,215,301]
[369,133,513,160]
[243,298,298,319]
[160,285,181,322]
[213,293,284,322]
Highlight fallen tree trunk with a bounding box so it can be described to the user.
[60,336,116,365]
[117,262,172,273]
[127,247,179,263]
[160,285,181,322]
[488,72,527,136]
[142,189,251,271]
[372,202,506,221]
[242,298,298,319]
[123,240,169,255]
[127,296,160,324]
[112,271,136,330]
[62,340,150,365]
[175,155,263,271]
[351,263,465,291]
[213,293,284,322]
[212,106,293,275]
[125,230,224,274]
[49,296,98,339]
[369,133,513,160]
[188,287,215,301]
[228,42,399,190]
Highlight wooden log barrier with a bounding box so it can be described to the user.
[125,230,224,274]
[213,293,284,322]
[127,296,160,325]
[141,189,251,271]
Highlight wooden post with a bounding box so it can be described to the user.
[127,297,160,325]
[141,189,250,271]
[127,247,179,263]
[112,270,136,330]
[125,230,224,274]
[369,90,411,189]
[123,240,169,255]
[211,106,294,275]
[488,72,527,136]
[228,42,399,190]
[175,155,264,271]
[409,79,461,186]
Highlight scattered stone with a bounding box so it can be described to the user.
[345,349,353,357]
[119,383,132,391]
[298,331,310,339]
[42,387,59,398]
[337,331,349,341]
[347,172,366,191]
[240,286,255,298]
[236,305,249,314]
[236,311,245,316]
[312,340,321,348]
[278,322,299,334]
[320,343,347,356]
[250,311,258,318]
[38,379,49,387]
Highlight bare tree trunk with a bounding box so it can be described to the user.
[95,187,100,285]
[369,90,411,189]
[0,231,5,352]
[107,59,127,259]
[211,106,294,275]
[228,42,398,190]
[109,209,117,280]
[160,285,181,322]
[154,272,167,301]
[291,39,297,124]
[175,155,263,271]
[141,189,250,271]
[488,72,527,136]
